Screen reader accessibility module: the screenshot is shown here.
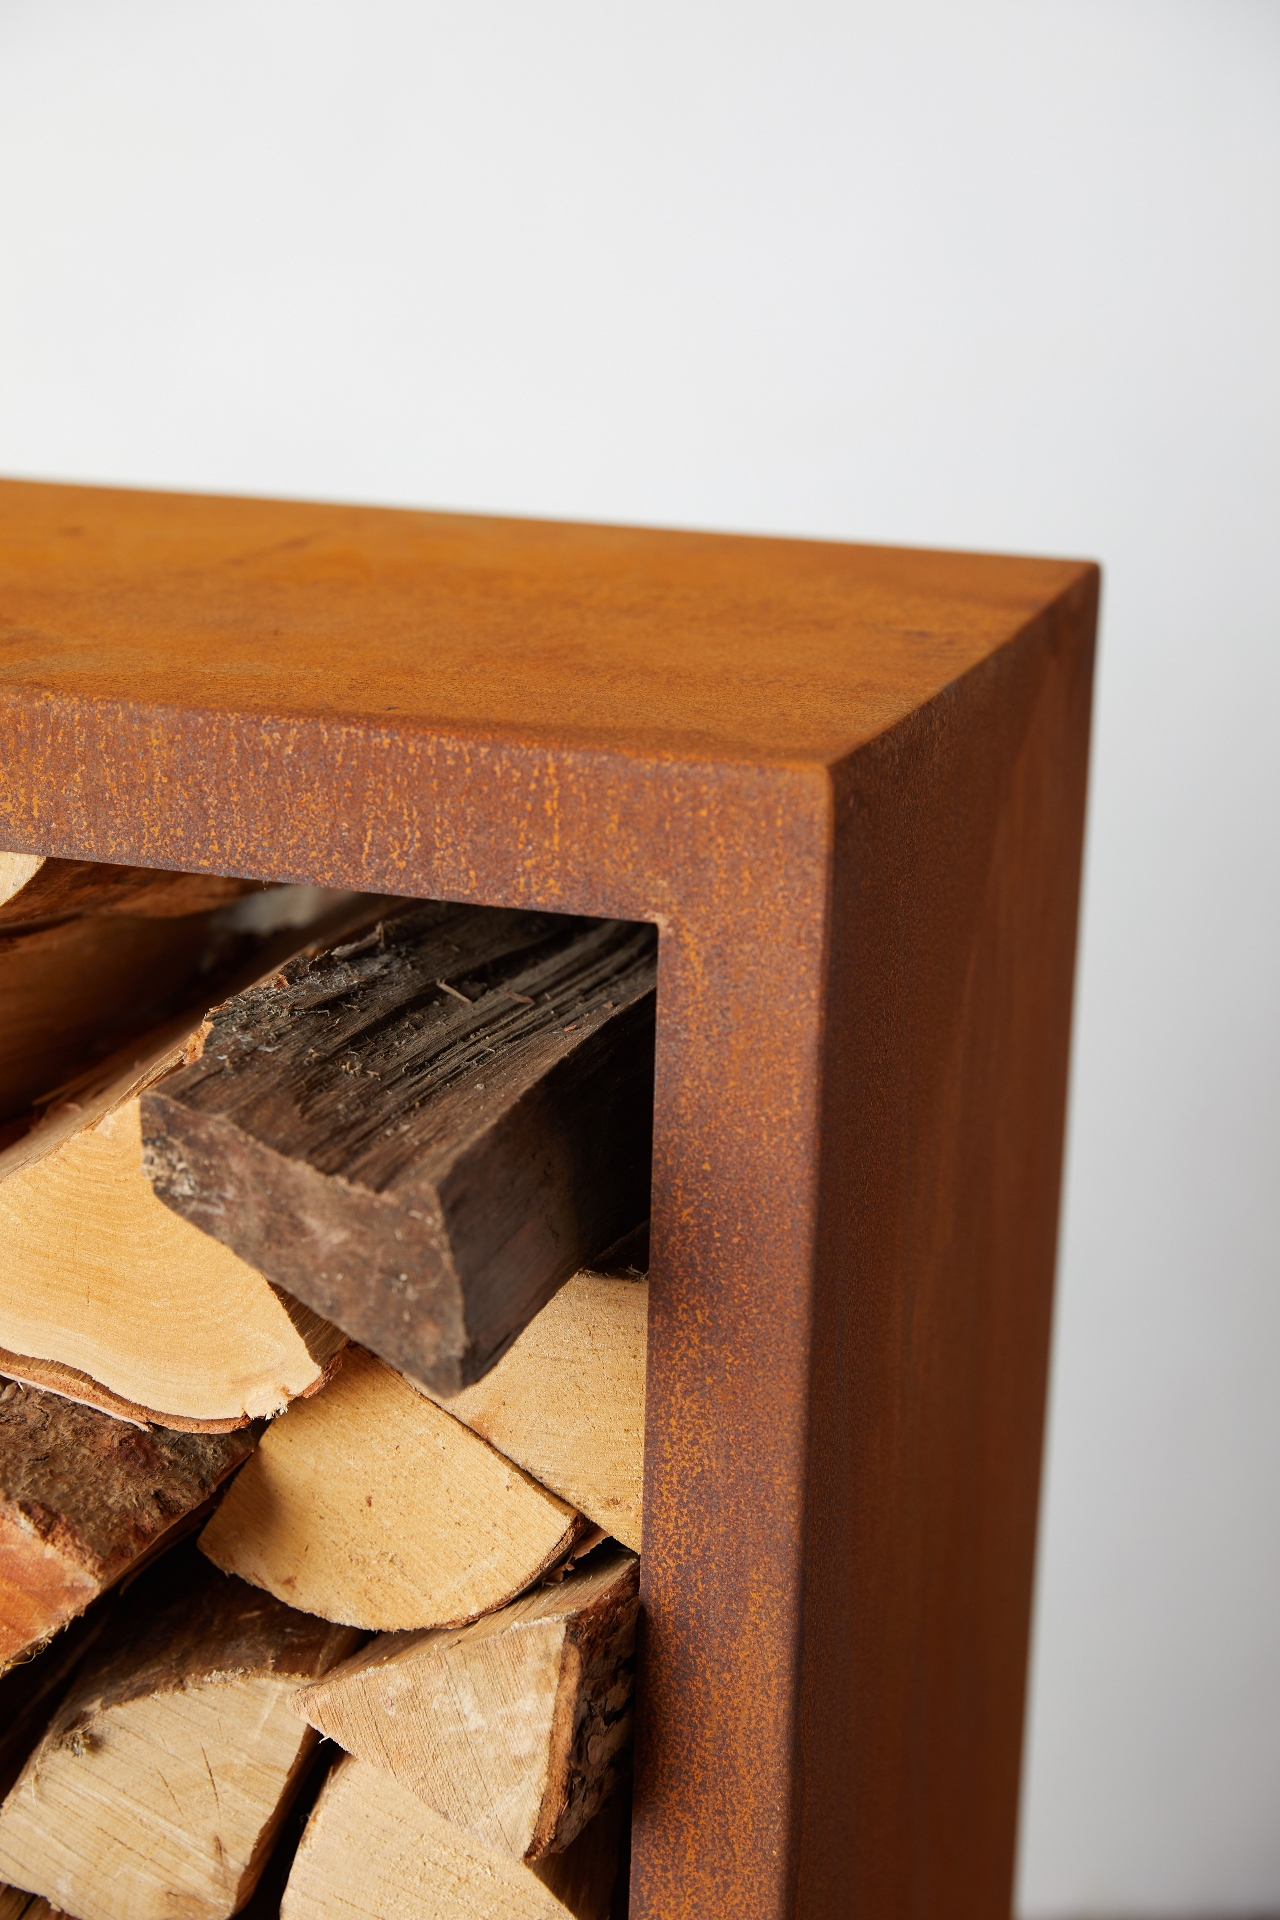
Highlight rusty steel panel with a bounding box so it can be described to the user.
[0,479,1098,1920]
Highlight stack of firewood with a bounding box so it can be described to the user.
[0,855,654,1920]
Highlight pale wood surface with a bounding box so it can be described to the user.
[200,1346,583,1630]
[0,855,43,911]
[0,1065,345,1425]
[0,1374,254,1668]
[422,1272,646,1551]
[294,1547,638,1859]
[0,899,395,1428]
[0,1556,359,1920]
[282,1755,621,1920]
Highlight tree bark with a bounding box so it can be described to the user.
[0,1375,255,1670]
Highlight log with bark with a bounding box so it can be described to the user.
[0,897,390,1429]
[199,1345,586,1631]
[140,903,657,1394]
[0,1374,255,1670]
[293,1546,638,1860]
[419,1266,646,1552]
[0,1550,360,1920]
[281,1754,625,1920]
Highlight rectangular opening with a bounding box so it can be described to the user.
[0,851,652,1917]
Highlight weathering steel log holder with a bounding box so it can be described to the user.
[0,481,1098,1920]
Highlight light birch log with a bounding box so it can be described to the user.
[0,898,387,1428]
[281,1755,624,1920]
[0,1554,359,1920]
[200,1346,585,1631]
[293,1547,638,1859]
[418,1271,646,1551]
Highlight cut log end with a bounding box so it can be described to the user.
[281,1754,625,1920]
[417,1269,646,1553]
[199,1346,585,1632]
[0,1551,360,1920]
[140,904,657,1394]
[292,1547,639,1862]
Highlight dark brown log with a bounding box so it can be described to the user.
[0,1374,256,1670]
[140,905,656,1393]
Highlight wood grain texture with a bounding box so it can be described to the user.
[281,1754,623,1920]
[0,909,396,1428]
[0,1069,345,1427]
[0,851,255,927]
[0,480,1098,1920]
[200,1345,584,1630]
[141,904,656,1393]
[0,909,237,1128]
[420,1272,646,1550]
[0,1374,254,1669]
[0,1553,358,1920]
[294,1546,638,1859]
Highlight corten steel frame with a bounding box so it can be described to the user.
[0,481,1097,1920]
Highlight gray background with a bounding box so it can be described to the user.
[1,4,1276,1912]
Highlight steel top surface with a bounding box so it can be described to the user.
[0,479,1090,768]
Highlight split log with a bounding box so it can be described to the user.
[0,909,240,1129]
[0,1552,360,1920]
[0,1372,255,1669]
[0,856,348,1128]
[231,1745,336,1920]
[282,1755,624,1920]
[0,850,256,928]
[0,1036,346,1427]
[0,898,391,1428]
[140,904,657,1394]
[420,1269,646,1551]
[293,1547,638,1860]
[200,1345,584,1631]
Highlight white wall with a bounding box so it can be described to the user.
[1,3,1276,1911]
